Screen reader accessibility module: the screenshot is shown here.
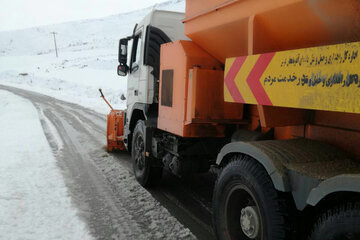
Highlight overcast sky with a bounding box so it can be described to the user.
[0,0,169,31]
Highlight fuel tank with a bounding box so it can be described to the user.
[184,0,360,63]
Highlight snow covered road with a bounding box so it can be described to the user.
[0,90,92,240]
[0,85,215,240]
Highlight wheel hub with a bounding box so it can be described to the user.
[135,136,145,170]
[240,206,260,239]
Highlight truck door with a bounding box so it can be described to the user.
[127,28,143,110]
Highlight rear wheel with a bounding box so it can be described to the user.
[309,202,360,240]
[132,120,162,187]
[213,155,288,240]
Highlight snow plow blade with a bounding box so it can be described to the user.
[106,110,126,151]
[99,89,126,151]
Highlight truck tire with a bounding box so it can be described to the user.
[213,155,287,240]
[309,202,360,240]
[132,120,162,187]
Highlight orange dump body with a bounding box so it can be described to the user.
[184,0,360,63]
[158,40,244,137]
[181,0,360,158]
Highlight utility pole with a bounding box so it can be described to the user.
[51,32,58,58]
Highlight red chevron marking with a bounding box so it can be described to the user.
[224,57,246,103]
[246,53,275,105]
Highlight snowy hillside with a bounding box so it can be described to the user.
[0,0,185,113]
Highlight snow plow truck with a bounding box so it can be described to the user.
[102,0,360,239]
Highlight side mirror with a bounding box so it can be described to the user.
[118,38,129,76]
[117,64,128,76]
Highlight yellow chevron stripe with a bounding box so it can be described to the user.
[224,58,235,76]
[224,58,236,102]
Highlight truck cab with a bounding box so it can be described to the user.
[117,10,188,149]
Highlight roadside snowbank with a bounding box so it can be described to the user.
[0,90,92,240]
[0,50,127,114]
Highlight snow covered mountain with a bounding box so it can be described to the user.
[0,0,185,56]
[0,0,185,113]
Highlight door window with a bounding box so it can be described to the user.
[130,33,142,73]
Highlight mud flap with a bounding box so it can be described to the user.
[144,124,163,167]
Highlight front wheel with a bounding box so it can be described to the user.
[132,120,162,187]
[213,155,288,240]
